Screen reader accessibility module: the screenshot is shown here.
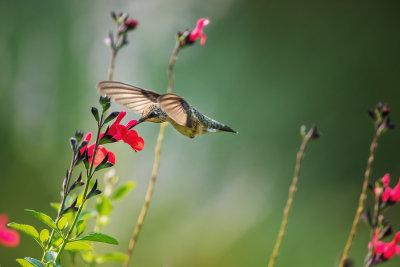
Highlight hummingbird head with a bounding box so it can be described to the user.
[138,105,168,124]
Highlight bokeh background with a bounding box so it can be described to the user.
[1,0,400,266]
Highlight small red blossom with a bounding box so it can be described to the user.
[125,19,138,30]
[80,133,116,166]
[374,232,400,260]
[103,111,144,151]
[376,173,400,203]
[188,18,210,45]
[0,214,20,247]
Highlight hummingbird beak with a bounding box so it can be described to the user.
[128,118,144,130]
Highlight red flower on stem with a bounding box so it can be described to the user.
[102,111,144,151]
[376,173,400,203]
[80,133,116,166]
[188,18,210,45]
[374,232,400,260]
[0,214,20,247]
[125,19,138,30]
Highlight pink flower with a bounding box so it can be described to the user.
[0,214,20,247]
[188,18,210,45]
[374,232,400,260]
[125,19,138,30]
[80,133,116,166]
[103,111,144,152]
[377,174,400,203]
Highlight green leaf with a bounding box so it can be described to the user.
[52,237,63,248]
[43,251,60,267]
[97,252,127,263]
[8,223,39,239]
[78,210,96,221]
[75,220,86,237]
[96,197,113,216]
[112,182,135,201]
[24,258,45,267]
[24,209,58,232]
[57,217,68,230]
[75,232,118,245]
[39,229,49,243]
[50,203,60,211]
[17,259,37,267]
[65,241,92,251]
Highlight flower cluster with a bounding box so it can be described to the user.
[105,12,138,51]
[100,111,144,151]
[369,231,400,263]
[178,18,210,47]
[367,103,395,134]
[367,173,400,265]
[0,214,19,247]
[80,111,144,167]
[375,173,400,204]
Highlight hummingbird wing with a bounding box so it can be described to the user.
[158,93,193,127]
[97,81,160,114]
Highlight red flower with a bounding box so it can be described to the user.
[104,111,144,152]
[188,18,210,45]
[125,19,138,30]
[80,133,116,166]
[0,214,20,247]
[374,232,400,260]
[377,174,400,203]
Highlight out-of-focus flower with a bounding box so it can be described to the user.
[376,173,400,203]
[80,133,116,166]
[374,232,400,260]
[119,18,138,34]
[188,18,210,45]
[125,19,138,30]
[0,214,20,247]
[101,111,144,152]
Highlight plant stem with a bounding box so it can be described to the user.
[42,153,77,260]
[55,115,104,263]
[167,41,180,93]
[123,41,181,267]
[339,129,381,267]
[123,122,167,267]
[108,49,117,80]
[267,129,315,267]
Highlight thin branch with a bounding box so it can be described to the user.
[123,122,167,267]
[338,129,381,267]
[42,153,76,261]
[167,41,180,93]
[267,128,316,267]
[108,49,117,81]
[123,40,181,267]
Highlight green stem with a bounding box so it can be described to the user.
[54,114,104,263]
[339,128,381,267]
[267,129,314,267]
[42,153,77,261]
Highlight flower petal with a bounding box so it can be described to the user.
[0,214,8,227]
[390,178,400,202]
[382,173,390,186]
[0,228,20,247]
[382,188,391,202]
[189,18,210,43]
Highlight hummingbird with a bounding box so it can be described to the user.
[97,81,237,138]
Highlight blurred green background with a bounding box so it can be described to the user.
[1,0,400,266]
